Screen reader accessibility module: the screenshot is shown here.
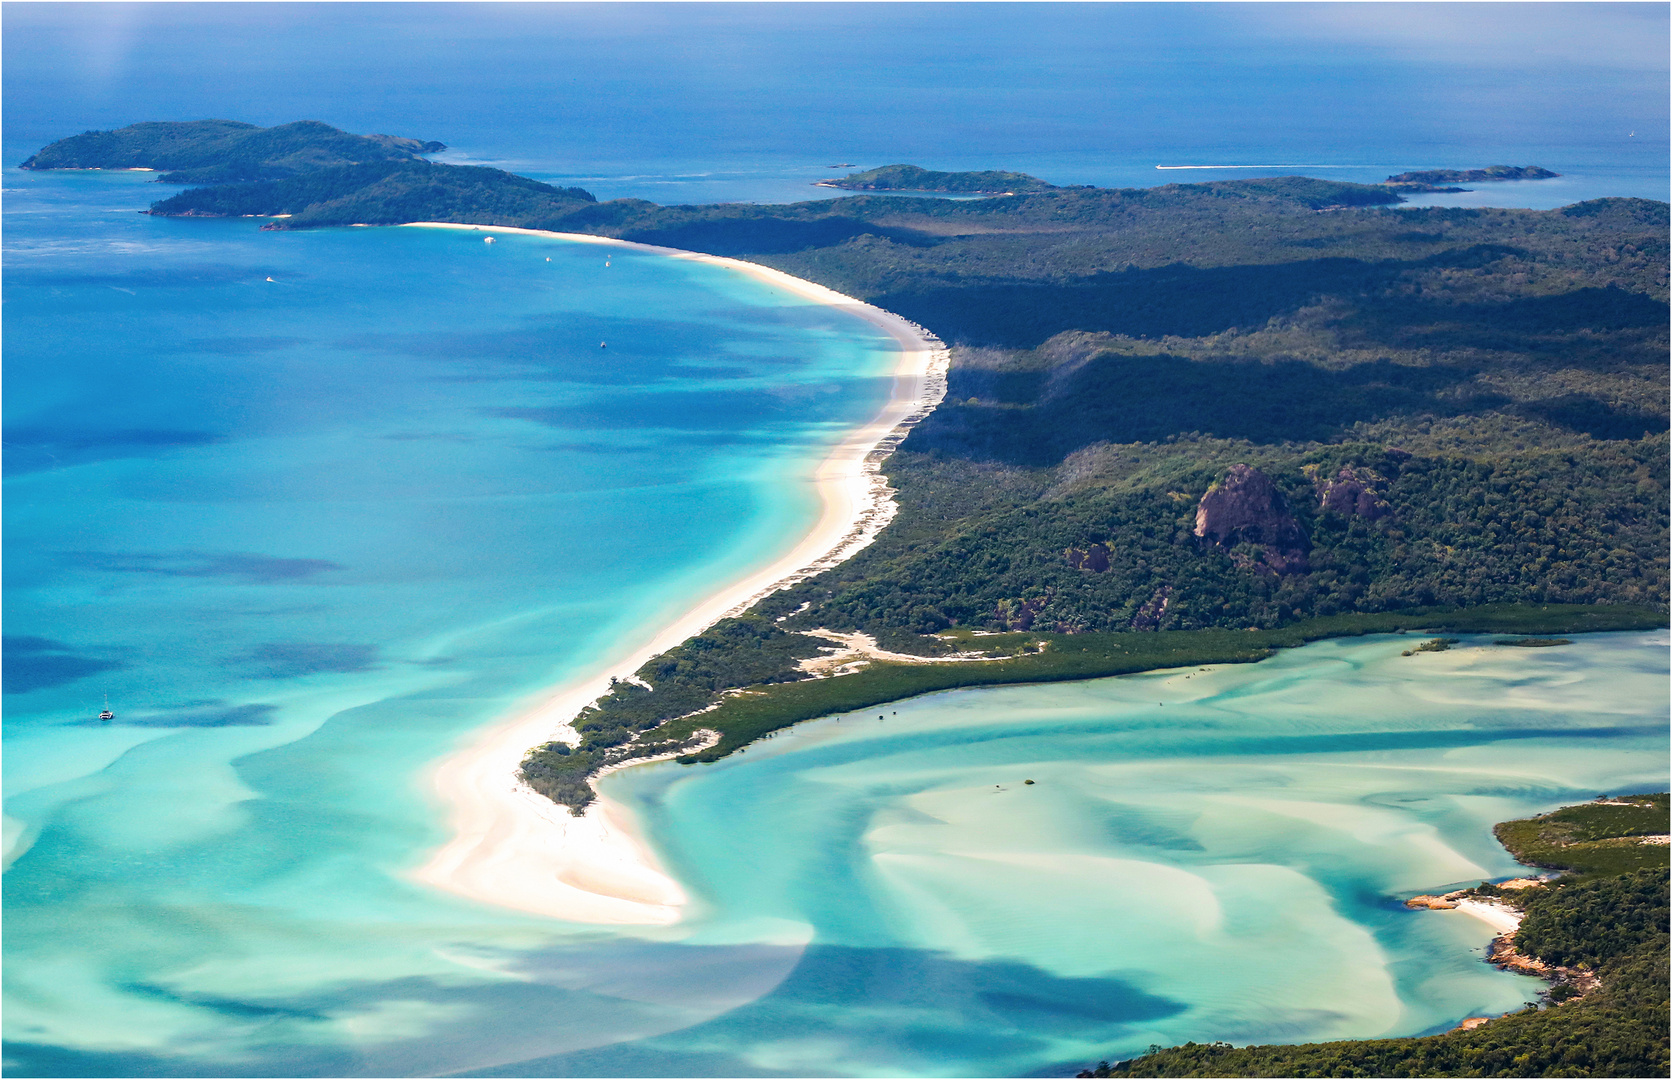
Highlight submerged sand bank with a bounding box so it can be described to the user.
[409,223,948,923]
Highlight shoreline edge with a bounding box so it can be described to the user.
[406,223,948,924]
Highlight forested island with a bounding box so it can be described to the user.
[1383,165,1562,193]
[813,163,1059,193]
[18,119,444,184]
[1080,794,1669,1078]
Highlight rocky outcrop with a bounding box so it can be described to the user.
[994,596,1049,631]
[1405,894,1459,910]
[1310,464,1391,520]
[1065,543,1111,572]
[1130,585,1172,631]
[1193,465,1309,574]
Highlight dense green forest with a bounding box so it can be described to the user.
[1496,794,1672,878]
[506,175,1667,809]
[1080,798,1670,1078]
[816,163,1059,193]
[149,160,596,227]
[20,119,444,183]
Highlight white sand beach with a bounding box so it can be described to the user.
[409,223,948,924]
[1453,898,1523,935]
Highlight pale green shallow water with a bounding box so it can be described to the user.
[584,629,1670,1077]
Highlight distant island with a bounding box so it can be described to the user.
[18,119,445,184]
[1382,164,1561,193]
[814,163,1058,193]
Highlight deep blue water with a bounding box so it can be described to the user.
[3,5,1668,1077]
[3,3,1667,206]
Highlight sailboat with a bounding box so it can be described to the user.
[98,693,115,721]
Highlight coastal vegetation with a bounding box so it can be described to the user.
[1495,793,1671,877]
[519,604,1665,810]
[814,164,1058,193]
[19,119,444,183]
[1079,796,1670,1078]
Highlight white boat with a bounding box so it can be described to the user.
[98,693,114,721]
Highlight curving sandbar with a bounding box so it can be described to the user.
[408,223,948,924]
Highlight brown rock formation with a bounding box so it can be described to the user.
[1312,465,1391,520]
[1066,543,1111,572]
[1131,585,1172,631]
[1193,464,1309,574]
[995,596,1049,631]
[1404,894,1459,910]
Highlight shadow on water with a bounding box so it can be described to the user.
[467,944,1185,1078]
[2,938,796,1078]
[4,943,1179,1078]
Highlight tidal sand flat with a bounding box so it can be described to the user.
[590,630,1669,1078]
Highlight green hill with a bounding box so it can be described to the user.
[517,185,1667,809]
[19,119,445,183]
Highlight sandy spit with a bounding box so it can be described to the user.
[406,223,948,924]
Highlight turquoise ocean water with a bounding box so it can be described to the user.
[2,166,902,1076]
[4,5,1669,1076]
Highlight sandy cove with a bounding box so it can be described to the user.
[408,223,948,924]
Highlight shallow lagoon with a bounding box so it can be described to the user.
[594,629,1669,1077]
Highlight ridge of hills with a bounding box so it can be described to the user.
[512,187,1668,809]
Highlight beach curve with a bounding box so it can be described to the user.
[407,223,948,924]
